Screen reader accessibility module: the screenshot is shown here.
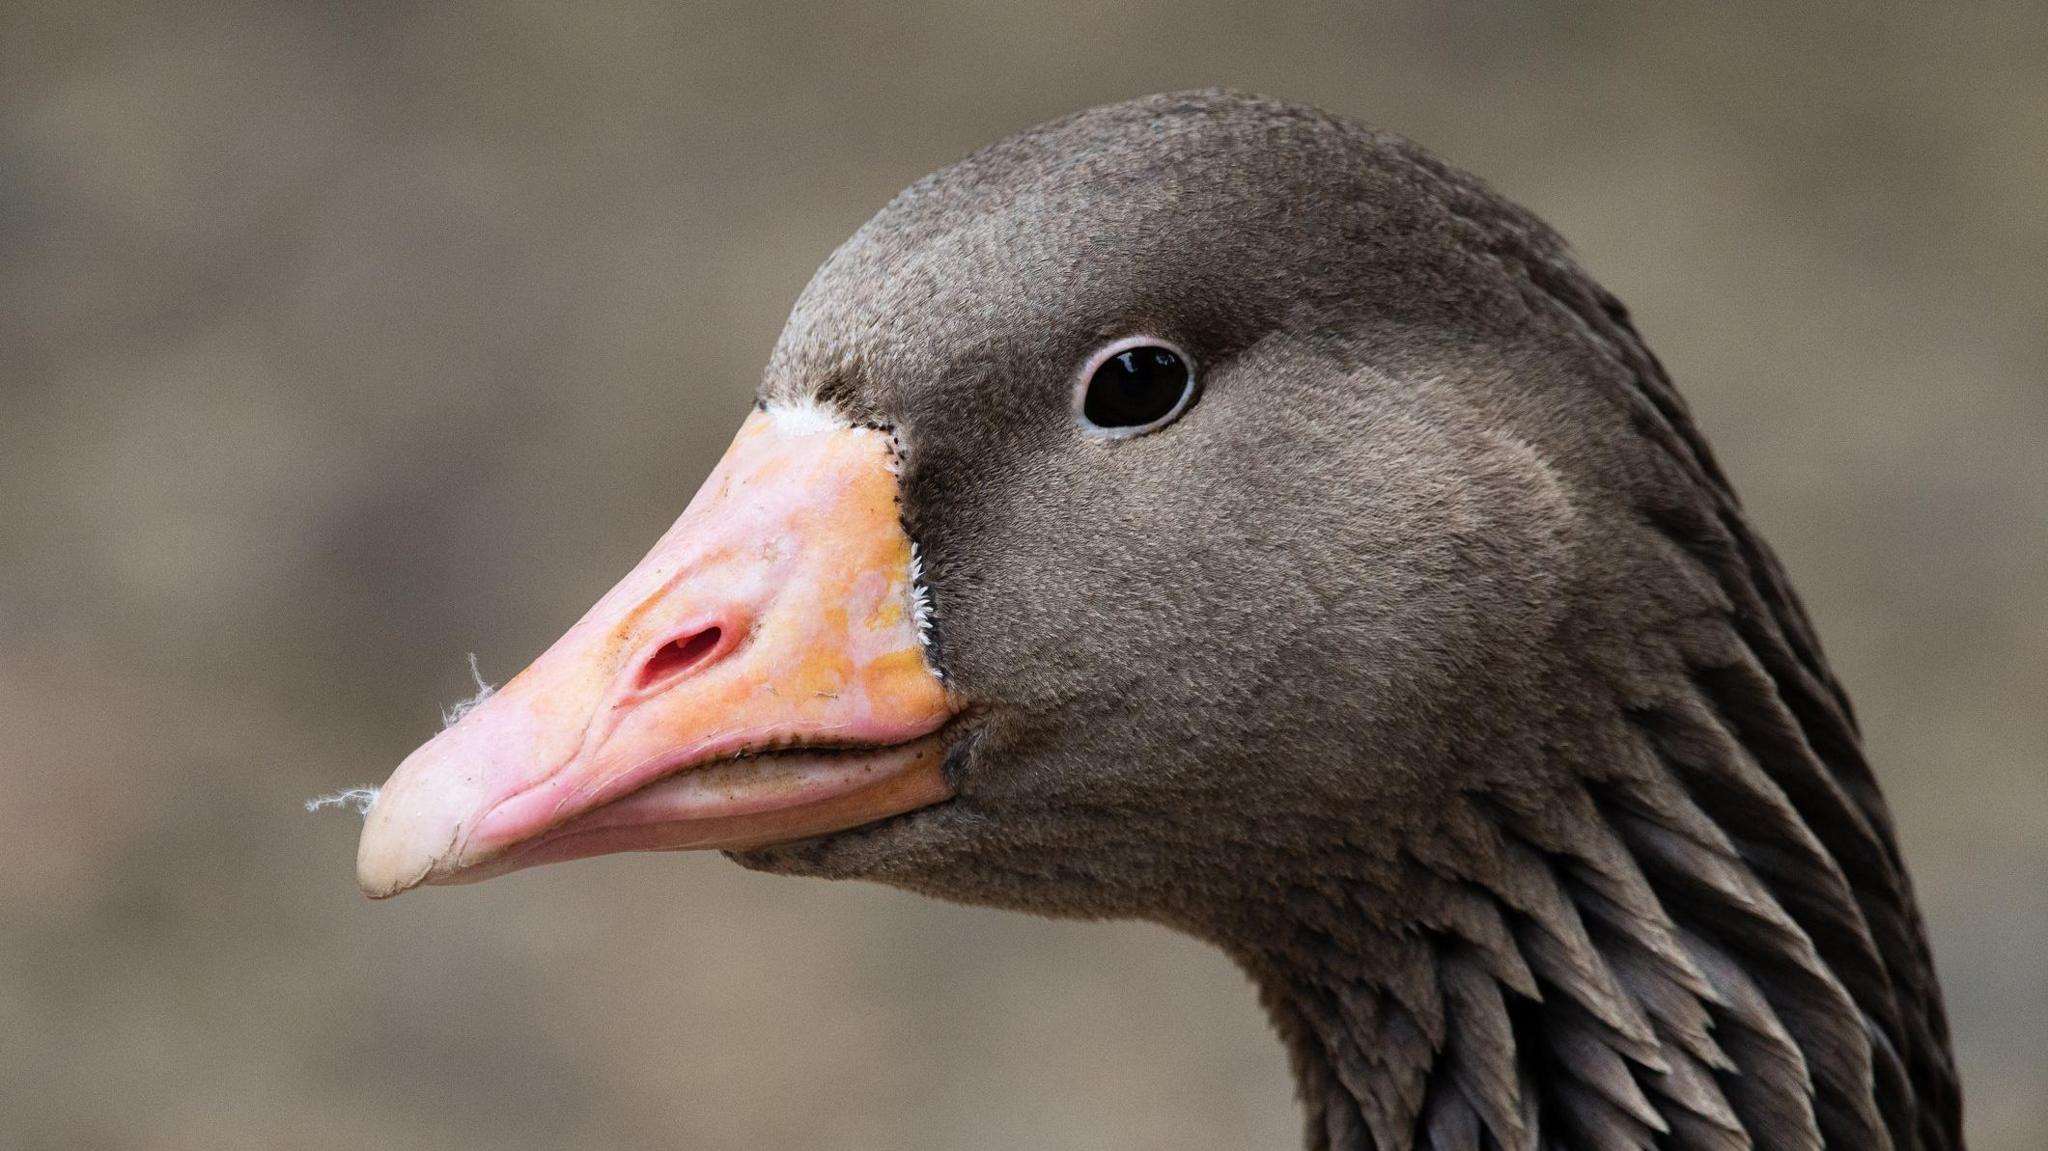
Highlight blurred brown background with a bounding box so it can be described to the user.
[2,2,2044,1149]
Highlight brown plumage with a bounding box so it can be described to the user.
[364,91,1963,1150]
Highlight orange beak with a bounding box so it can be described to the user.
[355,407,958,898]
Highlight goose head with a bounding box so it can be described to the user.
[354,92,1959,1151]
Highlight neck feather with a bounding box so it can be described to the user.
[1236,196,1965,1151]
[1236,618,1956,1151]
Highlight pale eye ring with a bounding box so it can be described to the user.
[1072,337,1198,438]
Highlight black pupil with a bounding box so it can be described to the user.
[1083,346,1190,428]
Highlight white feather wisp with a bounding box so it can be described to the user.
[305,654,496,819]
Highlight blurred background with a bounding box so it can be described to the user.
[3,2,2044,1148]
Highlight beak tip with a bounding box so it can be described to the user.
[355,848,426,900]
[356,851,435,900]
[354,796,451,900]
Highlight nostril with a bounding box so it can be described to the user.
[635,626,724,692]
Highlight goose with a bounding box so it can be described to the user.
[351,91,1962,1151]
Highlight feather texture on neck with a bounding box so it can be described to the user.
[1226,241,1961,1147]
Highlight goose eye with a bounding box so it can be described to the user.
[1075,340,1196,436]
